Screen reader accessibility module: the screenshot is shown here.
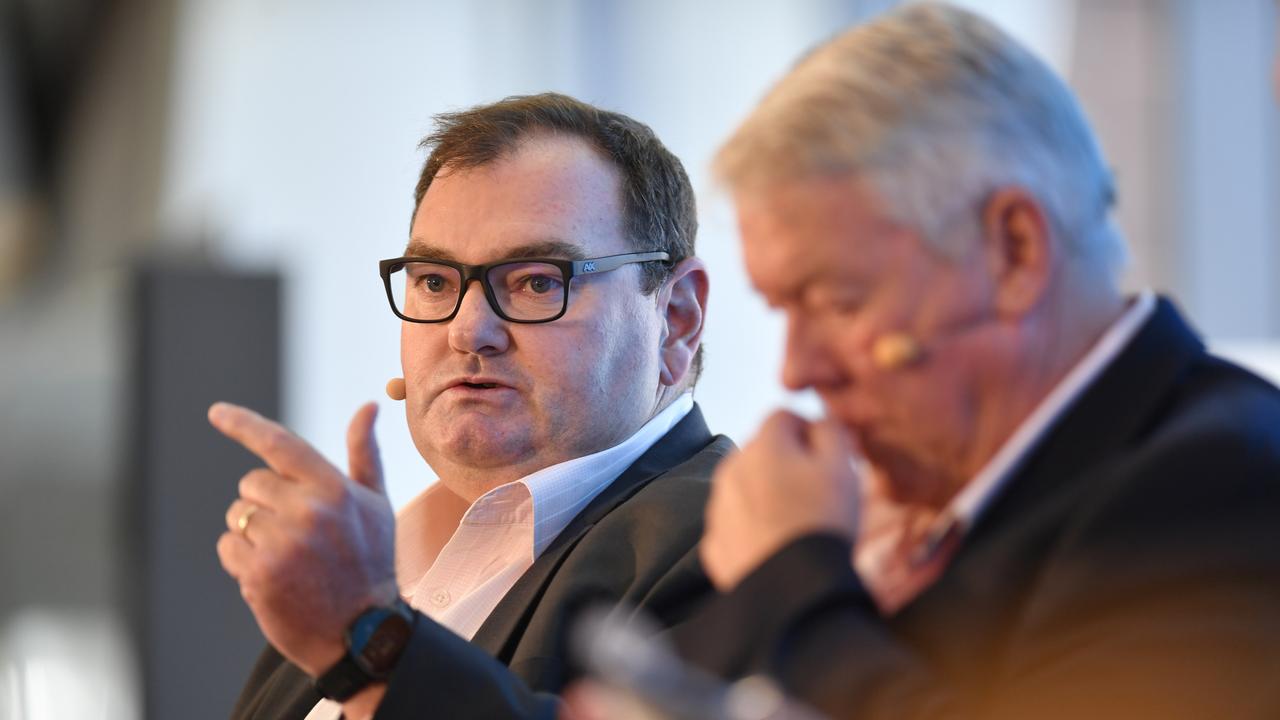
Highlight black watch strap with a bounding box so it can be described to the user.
[314,598,414,702]
[314,654,371,702]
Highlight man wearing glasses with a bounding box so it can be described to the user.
[210,93,723,720]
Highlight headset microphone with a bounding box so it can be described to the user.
[871,332,924,370]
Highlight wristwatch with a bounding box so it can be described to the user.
[314,597,415,702]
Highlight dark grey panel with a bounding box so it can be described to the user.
[127,265,281,720]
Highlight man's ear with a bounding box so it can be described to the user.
[980,187,1056,319]
[655,257,709,387]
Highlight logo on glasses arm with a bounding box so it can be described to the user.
[582,261,597,273]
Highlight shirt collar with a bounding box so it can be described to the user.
[920,290,1158,553]
[519,392,694,557]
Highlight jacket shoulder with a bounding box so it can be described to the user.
[1124,354,1280,483]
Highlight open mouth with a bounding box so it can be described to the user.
[461,382,500,389]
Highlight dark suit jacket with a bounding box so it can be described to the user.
[231,404,732,719]
[677,299,1280,719]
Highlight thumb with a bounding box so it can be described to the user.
[347,402,386,495]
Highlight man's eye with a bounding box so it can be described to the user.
[521,274,562,294]
[830,298,862,316]
[421,274,448,292]
[812,290,865,317]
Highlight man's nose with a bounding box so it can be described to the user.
[448,280,511,356]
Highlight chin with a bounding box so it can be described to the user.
[862,440,950,508]
[426,418,533,466]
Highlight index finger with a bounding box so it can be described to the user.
[208,402,338,482]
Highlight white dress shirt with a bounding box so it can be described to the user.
[856,292,1157,610]
[306,393,694,720]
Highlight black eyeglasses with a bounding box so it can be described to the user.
[379,251,670,324]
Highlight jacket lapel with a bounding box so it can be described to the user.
[470,404,715,661]
[892,297,1208,664]
[971,296,1205,540]
[902,298,1205,621]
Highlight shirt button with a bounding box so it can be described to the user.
[429,589,451,608]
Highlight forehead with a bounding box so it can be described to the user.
[735,175,909,300]
[408,134,629,262]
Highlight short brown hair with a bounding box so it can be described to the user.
[413,93,697,294]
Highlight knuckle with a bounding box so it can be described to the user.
[262,427,292,456]
[765,409,793,429]
[297,497,332,534]
[240,468,277,497]
[319,478,350,507]
[261,429,283,455]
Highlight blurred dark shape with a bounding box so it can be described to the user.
[0,0,118,297]
[572,605,826,720]
[4,0,115,178]
[124,263,281,719]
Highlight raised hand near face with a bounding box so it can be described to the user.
[211,401,398,678]
[700,410,862,592]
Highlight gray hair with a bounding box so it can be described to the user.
[715,2,1127,278]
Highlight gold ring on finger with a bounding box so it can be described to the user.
[236,503,260,536]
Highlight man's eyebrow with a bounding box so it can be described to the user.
[502,241,587,260]
[401,239,588,262]
[403,240,459,261]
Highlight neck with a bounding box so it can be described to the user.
[960,276,1126,485]
[652,383,685,417]
[432,461,543,504]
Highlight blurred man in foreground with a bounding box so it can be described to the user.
[668,4,1280,718]
[211,93,725,719]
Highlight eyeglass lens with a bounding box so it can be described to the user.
[389,261,568,321]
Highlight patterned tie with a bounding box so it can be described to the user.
[861,515,964,616]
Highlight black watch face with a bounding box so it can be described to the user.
[356,612,412,676]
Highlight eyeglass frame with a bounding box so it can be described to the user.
[378,250,671,324]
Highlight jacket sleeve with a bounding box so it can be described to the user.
[675,423,1280,720]
[374,611,559,720]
